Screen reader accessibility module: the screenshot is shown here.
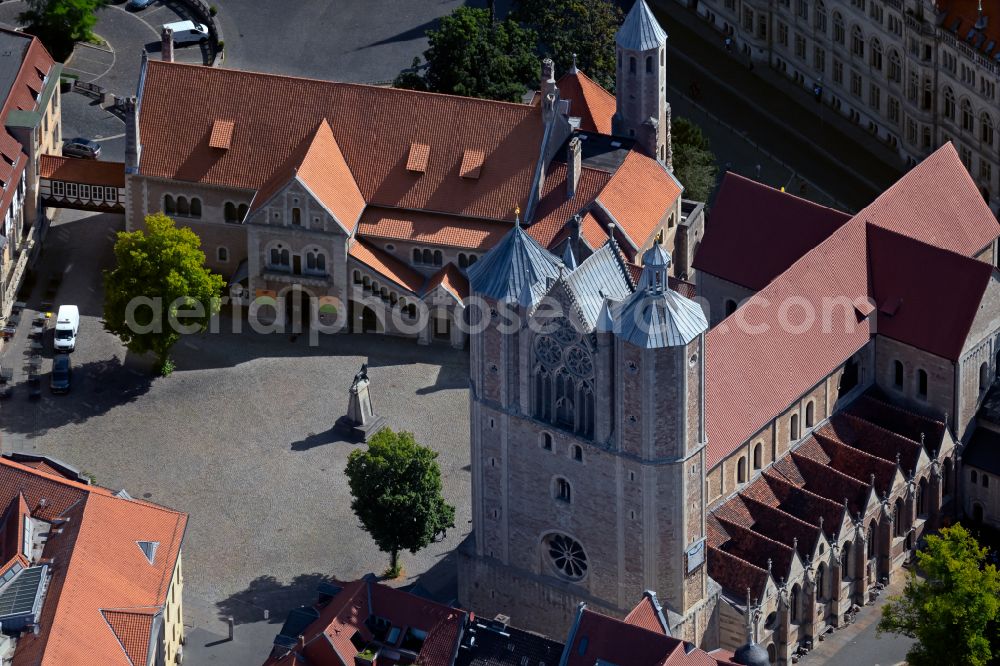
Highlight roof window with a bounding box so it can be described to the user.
[136,540,159,565]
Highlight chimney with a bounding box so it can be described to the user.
[161,28,174,62]
[567,136,581,198]
[540,58,555,96]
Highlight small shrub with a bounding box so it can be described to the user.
[209,5,217,16]
[216,39,225,50]
[159,358,175,377]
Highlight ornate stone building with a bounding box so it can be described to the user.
[122,0,697,348]
[460,140,1000,663]
[689,0,1000,212]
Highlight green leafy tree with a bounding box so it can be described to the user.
[345,429,456,578]
[103,213,224,376]
[20,0,107,61]
[511,0,622,91]
[671,116,718,202]
[877,524,1000,666]
[394,7,537,102]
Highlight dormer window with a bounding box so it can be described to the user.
[136,541,159,565]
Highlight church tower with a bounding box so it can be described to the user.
[459,232,717,644]
[612,0,671,168]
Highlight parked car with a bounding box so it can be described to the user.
[163,20,209,46]
[62,138,101,160]
[53,305,79,352]
[50,355,71,394]
[125,0,156,8]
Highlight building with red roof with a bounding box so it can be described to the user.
[0,28,61,323]
[462,129,1000,663]
[125,1,696,349]
[0,452,187,666]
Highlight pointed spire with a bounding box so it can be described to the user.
[562,242,578,270]
[616,0,667,51]
[515,205,521,227]
[569,52,579,74]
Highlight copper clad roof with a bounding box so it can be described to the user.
[616,0,667,51]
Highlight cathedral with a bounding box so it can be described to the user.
[458,4,1000,664]
[112,1,1000,662]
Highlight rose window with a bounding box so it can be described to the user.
[535,335,563,367]
[565,346,593,378]
[546,533,587,580]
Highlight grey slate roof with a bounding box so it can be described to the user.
[565,243,632,329]
[468,223,562,307]
[610,283,708,348]
[616,0,667,51]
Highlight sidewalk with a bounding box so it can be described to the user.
[801,577,913,665]
[652,1,905,210]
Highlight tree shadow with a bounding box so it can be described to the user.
[0,355,153,437]
[215,573,340,626]
[414,361,468,395]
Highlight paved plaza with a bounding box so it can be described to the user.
[0,210,472,659]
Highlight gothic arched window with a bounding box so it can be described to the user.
[962,99,974,132]
[944,87,956,120]
[753,442,762,470]
[982,112,995,146]
[870,38,882,70]
[805,401,815,428]
[645,55,652,73]
[833,13,845,44]
[815,0,827,33]
[888,50,901,83]
[629,56,636,74]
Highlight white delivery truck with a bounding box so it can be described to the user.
[53,305,79,352]
[163,20,210,46]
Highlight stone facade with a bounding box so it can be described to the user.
[687,0,1000,212]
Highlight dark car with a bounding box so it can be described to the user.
[50,355,71,394]
[62,138,101,160]
[125,0,155,8]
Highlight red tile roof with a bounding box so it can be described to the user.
[103,608,157,665]
[0,456,188,666]
[348,239,426,294]
[693,173,850,290]
[249,119,365,232]
[459,149,484,179]
[40,155,125,187]
[357,207,509,251]
[408,142,430,173]
[527,163,611,249]
[426,263,469,301]
[707,390,945,598]
[565,607,730,666]
[704,143,999,468]
[624,594,668,636]
[596,150,682,250]
[556,70,615,134]
[268,578,466,666]
[139,60,543,222]
[867,223,994,360]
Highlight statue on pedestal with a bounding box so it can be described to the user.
[336,362,386,442]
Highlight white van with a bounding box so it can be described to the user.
[163,20,209,46]
[54,305,79,352]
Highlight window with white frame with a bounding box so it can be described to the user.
[52,181,64,196]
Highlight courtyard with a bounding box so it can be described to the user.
[0,210,472,660]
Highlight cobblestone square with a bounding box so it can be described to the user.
[0,210,472,645]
